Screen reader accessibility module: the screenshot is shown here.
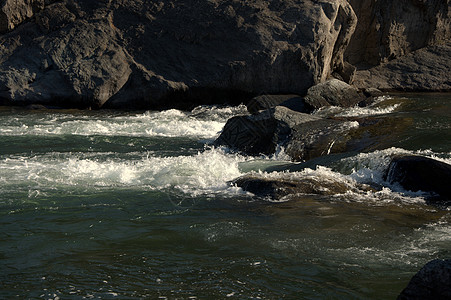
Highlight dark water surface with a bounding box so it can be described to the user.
[1,94,450,299]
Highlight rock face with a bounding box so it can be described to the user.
[0,0,48,33]
[345,0,451,91]
[385,155,451,202]
[214,105,359,161]
[398,259,451,300]
[346,0,451,67]
[353,45,451,92]
[0,0,357,109]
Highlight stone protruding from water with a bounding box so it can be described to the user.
[303,79,366,110]
[215,105,358,161]
[385,155,451,202]
[398,259,451,300]
[233,176,350,200]
[246,80,380,115]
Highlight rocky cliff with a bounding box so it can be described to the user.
[0,0,357,109]
[0,0,449,109]
[346,0,451,91]
[346,0,450,66]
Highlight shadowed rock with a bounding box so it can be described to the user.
[398,259,451,300]
[0,0,49,33]
[246,94,307,115]
[385,155,451,202]
[215,106,358,161]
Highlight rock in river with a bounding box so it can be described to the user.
[398,259,451,300]
[385,155,451,202]
[233,176,349,200]
[215,105,359,161]
[303,78,365,110]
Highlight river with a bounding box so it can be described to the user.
[1,93,450,299]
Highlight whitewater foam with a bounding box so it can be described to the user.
[234,146,451,204]
[312,96,400,118]
[0,105,248,139]
[335,147,451,185]
[0,147,248,197]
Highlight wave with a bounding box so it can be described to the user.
[0,105,248,139]
[1,101,449,205]
[313,96,401,118]
[0,147,248,198]
[2,145,449,204]
[235,147,451,204]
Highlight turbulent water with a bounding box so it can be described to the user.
[1,94,450,299]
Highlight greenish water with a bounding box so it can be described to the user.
[0,94,450,299]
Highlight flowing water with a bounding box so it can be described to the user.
[1,94,450,299]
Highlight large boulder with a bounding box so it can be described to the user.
[215,106,316,156]
[246,79,378,115]
[303,78,365,110]
[214,105,359,161]
[0,0,358,109]
[398,259,451,300]
[385,155,451,202]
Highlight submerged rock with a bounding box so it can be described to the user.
[0,0,358,109]
[385,155,451,202]
[398,259,451,300]
[233,173,376,200]
[233,176,350,199]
